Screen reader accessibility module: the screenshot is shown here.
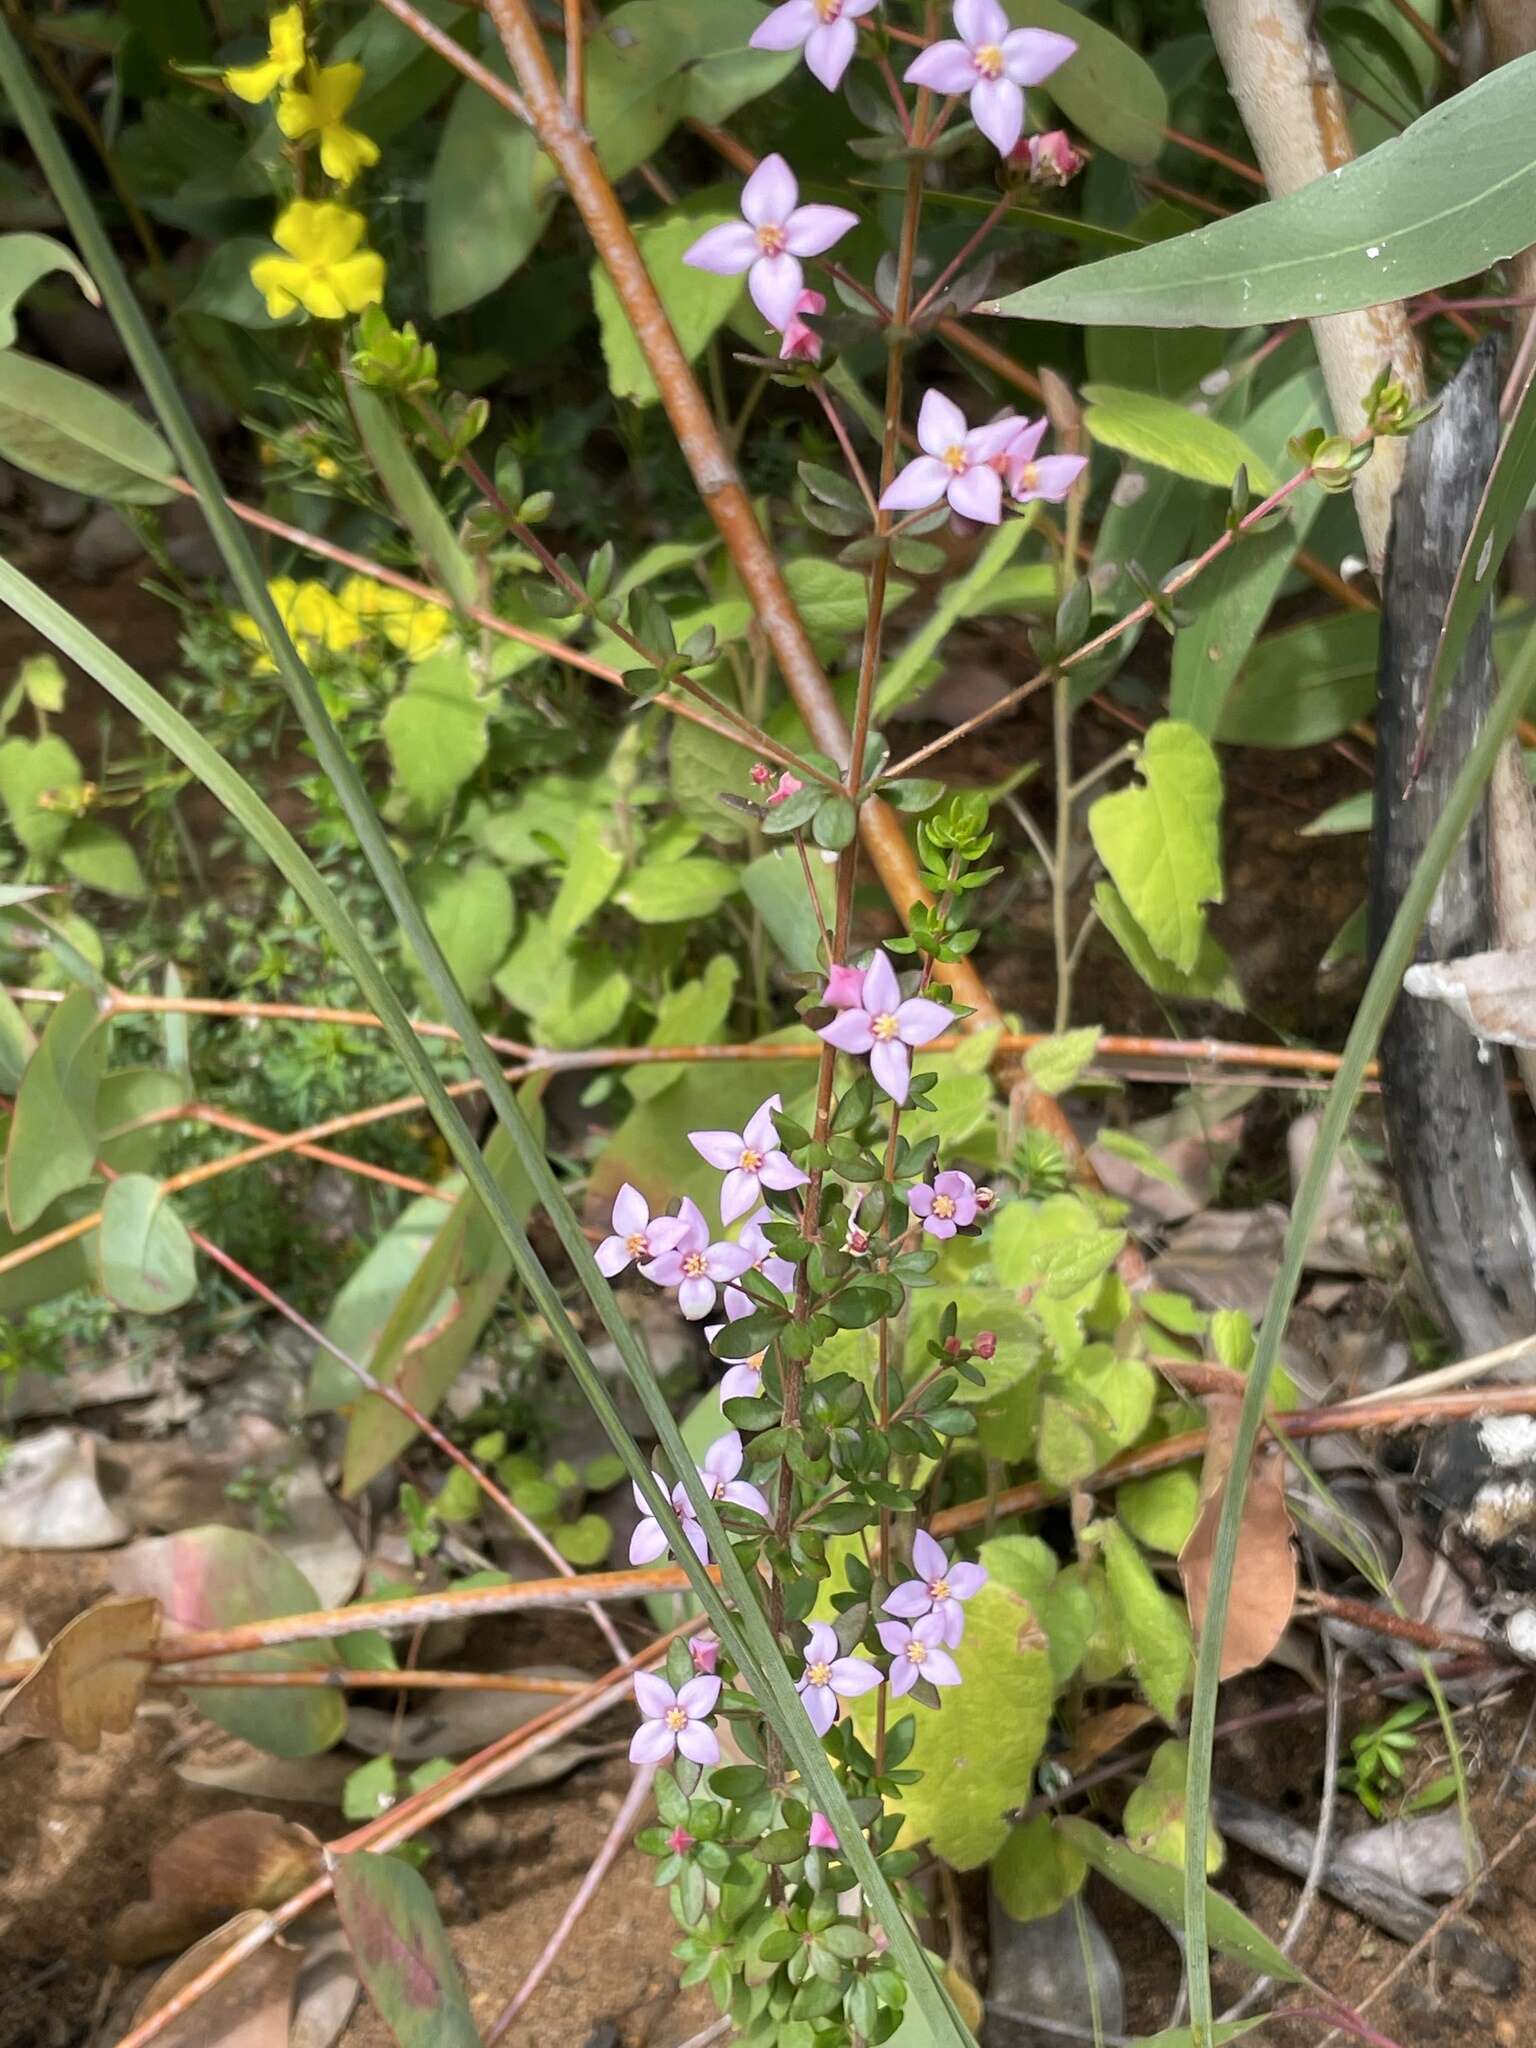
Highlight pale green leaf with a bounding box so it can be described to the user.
[96,1171,197,1314]
[4,985,105,1230]
[990,54,1536,327]
[1094,882,1244,1008]
[411,859,514,1005]
[1082,386,1275,494]
[617,855,739,923]
[1025,1026,1102,1097]
[670,716,753,843]
[1215,610,1379,748]
[1118,1468,1202,1555]
[382,653,489,822]
[0,731,84,855]
[0,230,97,347]
[1088,722,1224,973]
[58,820,146,899]
[0,349,175,502]
[681,0,795,123]
[629,954,739,1102]
[428,79,555,315]
[1092,1518,1193,1724]
[1123,1739,1225,1873]
[1094,1127,1183,1189]
[548,833,625,946]
[992,1814,1087,1922]
[594,197,747,406]
[784,557,912,641]
[0,986,35,1092]
[742,847,835,973]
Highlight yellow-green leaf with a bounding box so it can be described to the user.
[1081,385,1276,494]
[1088,723,1223,974]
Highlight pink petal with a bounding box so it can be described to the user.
[720,1168,760,1225]
[720,1362,765,1402]
[749,0,817,50]
[862,950,900,1017]
[870,1038,911,1104]
[704,1431,744,1482]
[915,387,968,460]
[823,963,867,1008]
[948,1561,987,1597]
[818,1007,876,1054]
[889,1658,918,1698]
[804,16,857,89]
[612,1182,650,1236]
[802,1683,836,1736]
[635,1671,676,1718]
[629,1517,668,1565]
[1007,416,1048,466]
[879,454,951,513]
[749,251,805,330]
[741,151,797,228]
[683,1518,711,1563]
[808,1811,840,1849]
[934,1171,974,1201]
[691,1128,746,1171]
[922,1215,958,1239]
[676,1719,721,1765]
[645,1216,691,1255]
[828,1656,882,1697]
[677,1674,722,1717]
[847,0,880,14]
[595,1236,631,1276]
[904,40,979,94]
[806,1623,838,1663]
[969,75,1024,157]
[678,1275,717,1319]
[722,1285,753,1320]
[876,1621,911,1655]
[894,995,953,1046]
[884,1582,933,1620]
[723,1479,771,1518]
[1001,26,1077,86]
[925,1644,963,1686]
[759,1153,809,1192]
[674,1197,710,1249]
[743,1096,782,1153]
[1023,453,1088,502]
[684,221,760,275]
[956,0,1010,43]
[967,415,1022,466]
[630,1718,676,1763]
[935,1600,966,1648]
[913,1529,946,1581]
[783,203,859,258]
[907,1185,935,1217]
[947,461,1003,524]
[705,1242,756,1282]
[640,1250,685,1287]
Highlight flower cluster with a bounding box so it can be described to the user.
[629,1430,770,1566]
[227,575,449,673]
[882,391,1088,527]
[228,10,385,321]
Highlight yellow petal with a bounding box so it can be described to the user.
[307,62,365,123]
[274,88,319,141]
[338,573,388,619]
[269,6,307,76]
[318,122,380,188]
[249,252,307,320]
[329,249,386,315]
[225,56,283,103]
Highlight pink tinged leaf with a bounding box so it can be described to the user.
[894,996,953,1046]
[904,40,979,94]
[691,1128,747,1171]
[804,17,858,88]
[741,151,799,227]
[720,1167,761,1225]
[1001,26,1078,85]
[829,1656,882,1698]
[947,461,1004,524]
[913,1529,947,1581]
[969,76,1025,158]
[683,221,759,275]
[676,1718,720,1765]
[677,1275,717,1320]
[595,1236,631,1276]
[749,251,805,329]
[870,1037,912,1104]
[629,1717,677,1764]
[629,1517,668,1565]
[956,0,1010,42]
[677,1674,722,1717]
[818,1007,877,1054]
[914,390,968,461]
[749,0,819,49]
[783,203,859,258]
[332,1851,480,2048]
[801,1682,837,1736]
[879,455,951,513]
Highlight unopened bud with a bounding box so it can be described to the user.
[750,762,773,786]
[973,1185,996,1212]
[974,1330,997,1360]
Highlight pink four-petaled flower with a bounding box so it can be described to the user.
[908,1169,982,1240]
[750,0,880,91]
[629,1474,703,1566]
[698,1428,772,1521]
[904,0,1075,159]
[880,389,1019,526]
[815,948,951,1105]
[690,1093,809,1225]
[883,1529,988,1647]
[630,1671,722,1766]
[1001,415,1088,505]
[595,1182,689,1278]
[796,1621,884,1735]
[876,1611,964,1695]
[641,1195,755,1318]
[683,154,858,332]
[628,1431,769,1566]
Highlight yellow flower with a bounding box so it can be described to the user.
[249,201,385,322]
[225,5,306,104]
[276,63,380,187]
[339,574,452,659]
[229,577,362,671]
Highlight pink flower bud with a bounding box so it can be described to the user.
[973,1185,996,1212]
[666,1824,696,1854]
[1023,129,1083,186]
[808,1811,840,1850]
[821,963,867,1010]
[765,771,804,807]
[688,1633,719,1675]
[780,287,827,364]
[974,1330,997,1360]
[845,1225,870,1256]
[750,761,773,786]
[944,1334,963,1357]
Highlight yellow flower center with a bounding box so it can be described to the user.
[625,1231,649,1258]
[1015,461,1039,492]
[932,1194,956,1219]
[739,1147,764,1172]
[665,1706,689,1732]
[905,1637,928,1665]
[816,0,845,16]
[871,1011,900,1040]
[756,224,787,257]
[928,1576,950,1602]
[942,443,968,473]
[974,43,1005,79]
[682,1251,709,1277]
[807,1660,832,1687]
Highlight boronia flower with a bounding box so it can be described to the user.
[808,1811,841,1850]
[249,201,385,322]
[1022,128,1084,186]
[689,1094,809,1225]
[815,948,952,1105]
[688,1634,719,1675]
[879,390,1019,526]
[594,1182,689,1278]
[683,154,858,332]
[821,962,868,1010]
[750,0,880,91]
[883,1530,988,1647]
[904,0,1075,159]
[277,62,380,188]
[630,1672,721,1766]
[876,1612,964,1696]
[641,1197,754,1319]
[699,1429,772,1521]
[224,4,306,103]
[908,1169,982,1240]
[1002,416,1089,506]
[779,288,826,364]
[711,1209,799,1331]
[719,1349,768,1404]
[629,1474,703,1565]
[796,1622,883,1735]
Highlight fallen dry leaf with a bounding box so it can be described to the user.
[132,1912,300,2048]
[290,1927,361,2048]
[107,1809,324,1965]
[1057,1701,1159,1776]
[1179,1394,1298,1681]
[0,1593,159,1752]
[0,1426,131,1548]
